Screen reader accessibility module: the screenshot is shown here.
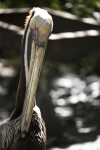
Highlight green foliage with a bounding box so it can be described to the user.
[79,53,100,74]
[0,0,100,18]
[64,0,100,18]
[0,2,8,8]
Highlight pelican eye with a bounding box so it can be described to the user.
[30,27,47,48]
[33,26,38,38]
[30,27,39,43]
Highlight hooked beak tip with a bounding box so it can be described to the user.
[21,131,27,139]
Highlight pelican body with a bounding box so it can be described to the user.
[0,7,53,150]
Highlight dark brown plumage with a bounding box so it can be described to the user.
[0,111,46,150]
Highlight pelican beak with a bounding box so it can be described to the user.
[20,8,53,138]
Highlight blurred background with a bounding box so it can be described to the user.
[0,0,100,150]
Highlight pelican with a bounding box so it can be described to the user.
[0,7,53,150]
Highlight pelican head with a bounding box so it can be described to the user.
[21,8,53,138]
